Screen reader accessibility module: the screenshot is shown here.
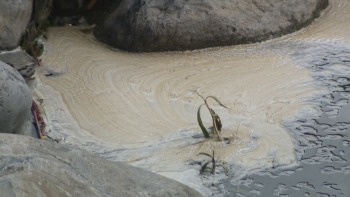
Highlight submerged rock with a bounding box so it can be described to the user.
[0,133,203,197]
[0,0,33,50]
[91,0,328,52]
[0,61,32,135]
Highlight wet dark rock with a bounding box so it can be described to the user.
[0,61,32,135]
[89,0,328,52]
[0,0,33,51]
[0,133,203,197]
[33,0,53,23]
[52,0,84,16]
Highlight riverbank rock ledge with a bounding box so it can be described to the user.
[0,134,203,197]
[92,0,328,52]
[0,0,33,51]
[0,61,32,135]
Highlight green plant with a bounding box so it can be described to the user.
[198,151,230,175]
[197,92,227,140]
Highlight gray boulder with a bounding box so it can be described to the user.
[92,0,328,52]
[0,0,33,51]
[0,133,203,197]
[0,61,32,135]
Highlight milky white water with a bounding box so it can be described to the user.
[32,0,350,195]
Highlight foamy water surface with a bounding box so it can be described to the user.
[32,0,350,195]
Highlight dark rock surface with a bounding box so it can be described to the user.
[33,0,53,23]
[52,0,84,16]
[90,0,328,52]
[0,0,33,51]
[0,61,32,135]
[0,133,203,197]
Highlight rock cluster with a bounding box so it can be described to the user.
[0,0,329,52]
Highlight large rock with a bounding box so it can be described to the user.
[91,0,328,52]
[0,133,203,197]
[0,61,32,135]
[0,0,33,51]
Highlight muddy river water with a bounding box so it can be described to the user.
[33,0,350,196]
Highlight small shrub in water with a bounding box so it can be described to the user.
[198,151,230,175]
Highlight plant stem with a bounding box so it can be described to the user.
[32,102,43,139]
[212,150,216,174]
[197,92,222,140]
[27,21,42,68]
[211,111,222,140]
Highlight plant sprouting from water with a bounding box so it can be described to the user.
[197,92,227,140]
[198,151,230,175]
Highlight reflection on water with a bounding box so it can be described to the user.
[32,0,350,196]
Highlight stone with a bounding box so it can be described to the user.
[90,0,328,52]
[0,0,33,51]
[0,51,37,79]
[0,133,203,197]
[0,61,32,135]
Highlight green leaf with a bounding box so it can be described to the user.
[200,161,212,174]
[212,113,222,131]
[197,104,210,138]
[217,164,230,175]
[198,152,213,159]
[210,109,222,139]
[207,96,227,108]
[210,109,222,131]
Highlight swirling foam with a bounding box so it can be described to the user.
[32,0,350,194]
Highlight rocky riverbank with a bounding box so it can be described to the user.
[88,0,328,52]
